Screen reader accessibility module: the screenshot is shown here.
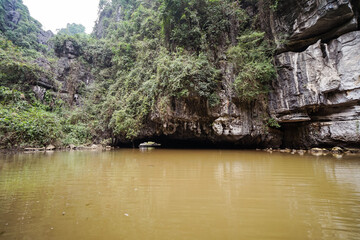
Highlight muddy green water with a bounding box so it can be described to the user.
[0,149,360,240]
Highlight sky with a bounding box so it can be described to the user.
[22,0,100,34]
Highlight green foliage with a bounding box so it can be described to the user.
[0,0,48,52]
[0,86,91,147]
[110,103,149,140]
[268,0,280,11]
[160,0,246,51]
[83,38,114,67]
[107,43,156,139]
[0,105,61,147]
[155,49,219,99]
[104,39,220,140]
[0,86,23,104]
[0,36,46,86]
[267,117,281,128]
[0,87,61,146]
[51,33,89,57]
[160,0,202,50]
[227,31,276,101]
[112,42,136,70]
[57,23,86,35]
[61,123,91,146]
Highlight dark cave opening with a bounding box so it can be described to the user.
[115,136,266,150]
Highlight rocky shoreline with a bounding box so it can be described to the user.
[0,144,114,154]
[1,144,359,159]
[262,147,360,157]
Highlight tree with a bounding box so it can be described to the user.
[57,23,86,35]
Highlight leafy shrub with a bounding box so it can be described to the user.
[61,123,91,146]
[267,118,281,128]
[0,87,92,147]
[160,0,245,51]
[227,31,276,101]
[0,103,62,147]
[51,33,89,57]
[57,23,86,35]
[155,49,220,99]
[0,37,45,85]
[0,86,23,104]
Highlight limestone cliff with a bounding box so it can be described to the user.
[129,0,360,148]
[0,0,53,50]
[26,38,94,107]
[1,0,359,149]
[269,0,360,148]
[87,0,360,148]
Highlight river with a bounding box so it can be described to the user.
[0,149,360,239]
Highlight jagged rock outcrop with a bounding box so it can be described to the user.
[55,39,81,59]
[273,0,358,53]
[32,57,56,91]
[138,55,282,148]
[93,2,123,38]
[31,39,94,105]
[0,0,53,47]
[271,31,360,116]
[53,40,93,105]
[2,0,21,29]
[144,93,282,147]
[270,0,360,148]
[37,30,54,46]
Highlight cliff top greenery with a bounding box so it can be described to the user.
[57,23,86,35]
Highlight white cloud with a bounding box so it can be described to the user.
[22,0,100,34]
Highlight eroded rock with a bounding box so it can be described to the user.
[46,145,56,151]
[283,120,360,148]
[273,0,358,52]
[270,32,360,116]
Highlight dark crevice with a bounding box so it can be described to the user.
[116,136,267,150]
[351,0,360,30]
[320,43,327,58]
[276,45,309,55]
[170,97,176,111]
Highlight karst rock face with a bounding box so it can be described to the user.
[269,0,360,148]
[3,0,359,148]
[1,0,54,45]
[122,0,360,148]
[273,0,359,53]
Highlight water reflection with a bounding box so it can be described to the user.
[0,150,359,240]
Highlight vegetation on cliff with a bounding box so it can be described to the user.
[0,36,45,87]
[57,23,86,35]
[0,0,48,52]
[91,0,276,141]
[228,31,275,101]
[0,0,277,148]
